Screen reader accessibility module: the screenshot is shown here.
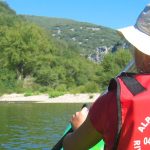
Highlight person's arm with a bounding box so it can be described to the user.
[63,110,103,150]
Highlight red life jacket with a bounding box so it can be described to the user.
[109,73,150,150]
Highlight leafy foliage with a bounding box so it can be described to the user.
[0,2,132,96]
[99,49,132,90]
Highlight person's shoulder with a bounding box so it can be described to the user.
[97,89,116,102]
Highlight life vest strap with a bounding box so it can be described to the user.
[120,76,146,95]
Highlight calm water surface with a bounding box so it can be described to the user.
[0,103,83,150]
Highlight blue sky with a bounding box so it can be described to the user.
[5,0,150,29]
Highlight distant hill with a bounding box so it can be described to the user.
[24,15,123,62]
[0,1,103,94]
[0,1,16,14]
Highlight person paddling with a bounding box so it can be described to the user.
[63,4,150,150]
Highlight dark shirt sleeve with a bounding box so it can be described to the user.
[89,90,118,148]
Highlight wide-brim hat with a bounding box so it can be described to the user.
[118,4,150,56]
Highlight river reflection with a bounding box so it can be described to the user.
[0,103,83,149]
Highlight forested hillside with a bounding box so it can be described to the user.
[24,15,124,62]
[0,2,132,96]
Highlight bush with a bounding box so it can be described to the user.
[55,84,67,92]
[38,86,49,93]
[82,82,100,93]
[24,92,33,97]
[23,88,34,96]
[48,90,65,98]
[70,82,100,93]
[0,68,16,88]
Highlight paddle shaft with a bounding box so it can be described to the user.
[51,128,73,150]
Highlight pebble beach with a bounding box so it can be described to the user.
[0,93,100,103]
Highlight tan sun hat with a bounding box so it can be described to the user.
[118,4,150,55]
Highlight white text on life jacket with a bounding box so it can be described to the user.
[138,116,150,133]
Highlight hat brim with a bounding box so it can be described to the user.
[118,26,150,55]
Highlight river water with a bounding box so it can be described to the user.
[0,103,83,150]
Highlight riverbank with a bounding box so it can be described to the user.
[0,93,100,103]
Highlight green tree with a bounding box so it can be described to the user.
[0,22,54,80]
[99,49,132,90]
